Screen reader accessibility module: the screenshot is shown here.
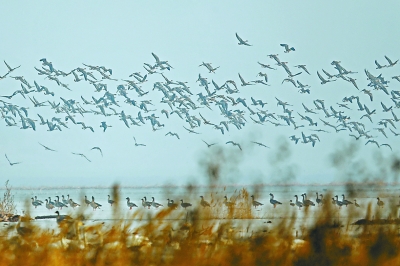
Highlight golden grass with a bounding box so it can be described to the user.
[1,186,400,266]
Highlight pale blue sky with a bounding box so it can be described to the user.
[1,1,399,187]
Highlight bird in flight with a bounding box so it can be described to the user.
[4,60,21,73]
[38,142,57,152]
[100,121,111,132]
[91,147,103,157]
[5,154,21,166]
[133,136,146,146]
[202,140,216,148]
[71,152,91,162]
[226,141,242,151]
[280,43,295,53]
[235,33,252,46]
[251,141,270,148]
[165,132,180,139]
[183,126,200,134]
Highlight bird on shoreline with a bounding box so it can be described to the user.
[126,197,138,209]
[90,196,102,210]
[223,196,234,207]
[151,197,163,208]
[143,197,152,209]
[200,196,211,207]
[180,199,192,209]
[108,195,115,206]
[377,197,384,208]
[31,197,41,208]
[269,193,282,208]
[294,195,303,209]
[167,199,178,209]
[250,195,263,209]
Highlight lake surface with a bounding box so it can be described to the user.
[9,183,400,225]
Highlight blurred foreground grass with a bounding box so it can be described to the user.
[1,185,400,266]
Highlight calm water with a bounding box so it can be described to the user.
[10,183,400,220]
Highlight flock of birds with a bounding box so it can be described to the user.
[29,191,384,213]
[1,33,399,166]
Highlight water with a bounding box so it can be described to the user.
[9,183,400,222]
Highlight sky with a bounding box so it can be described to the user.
[1,1,400,188]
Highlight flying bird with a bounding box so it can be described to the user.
[235,33,252,46]
[5,154,21,166]
[133,136,146,146]
[226,141,242,151]
[38,142,57,152]
[4,60,21,73]
[280,44,295,53]
[251,141,270,148]
[165,132,180,139]
[183,126,200,134]
[202,140,216,148]
[71,152,91,162]
[91,147,103,157]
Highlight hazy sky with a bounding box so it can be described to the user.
[1,1,399,187]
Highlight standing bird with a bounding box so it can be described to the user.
[31,198,41,208]
[84,196,91,206]
[55,196,68,210]
[90,196,102,210]
[315,193,322,206]
[68,197,80,209]
[354,199,360,207]
[126,197,138,210]
[269,193,282,208]
[294,195,303,209]
[223,196,234,207]
[301,194,315,206]
[143,197,152,209]
[341,194,353,207]
[200,196,211,207]
[61,195,69,206]
[45,199,55,210]
[108,195,115,206]
[151,197,163,208]
[167,199,178,209]
[250,195,263,209]
[377,197,384,208]
[180,199,192,209]
[334,195,344,208]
